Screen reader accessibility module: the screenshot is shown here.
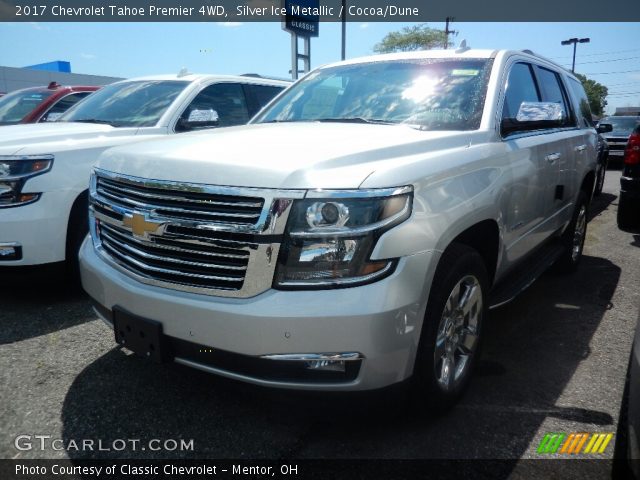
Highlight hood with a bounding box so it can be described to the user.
[0,122,141,155]
[98,122,474,189]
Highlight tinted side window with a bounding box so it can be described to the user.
[181,83,249,128]
[502,63,540,120]
[568,78,593,128]
[250,85,282,108]
[41,92,92,122]
[535,67,571,126]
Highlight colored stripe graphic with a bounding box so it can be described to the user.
[537,433,566,454]
[539,432,615,454]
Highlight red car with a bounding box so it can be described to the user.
[0,82,100,125]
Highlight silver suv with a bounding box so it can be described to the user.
[80,49,605,408]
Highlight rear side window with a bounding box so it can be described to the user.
[244,84,284,117]
[568,78,594,128]
[502,63,540,120]
[249,85,282,108]
[535,67,571,126]
[41,92,93,122]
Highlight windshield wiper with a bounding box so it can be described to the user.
[71,119,121,127]
[314,117,394,125]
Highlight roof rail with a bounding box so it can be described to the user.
[521,49,571,74]
[241,73,292,82]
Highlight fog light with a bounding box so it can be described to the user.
[305,359,346,372]
[0,243,22,261]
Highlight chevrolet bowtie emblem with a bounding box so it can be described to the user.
[123,212,164,238]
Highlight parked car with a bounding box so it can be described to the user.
[600,116,640,164]
[0,82,100,125]
[628,309,640,478]
[80,49,606,407]
[618,124,640,229]
[0,73,288,276]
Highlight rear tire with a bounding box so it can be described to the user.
[413,243,488,411]
[594,163,606,196]
[555,191,588,273]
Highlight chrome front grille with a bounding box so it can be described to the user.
[96,175,265,225]
[90,169,304,297]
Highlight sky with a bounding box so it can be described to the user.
[0,21,639,114]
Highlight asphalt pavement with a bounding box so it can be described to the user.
[1,168,639,477]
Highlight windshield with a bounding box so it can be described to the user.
[0,89,53,124]
[600,116,640,132]
[59,80,189,127]
[254,59,493,131]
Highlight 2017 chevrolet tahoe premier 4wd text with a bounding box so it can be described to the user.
[80,49,607,407]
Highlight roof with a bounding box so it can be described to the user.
[322,49,498,69]
[319,48,573,78]
[117,73,290,87]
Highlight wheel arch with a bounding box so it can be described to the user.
[444,219,501,286]
[65,189,89,261]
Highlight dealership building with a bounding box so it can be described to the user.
[0,61,121,93]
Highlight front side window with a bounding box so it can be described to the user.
[255,59,493,131]
[41,92,93,122]
[502,63,540,120]
[59,80,189,127]
[179,82,249,129]
[0,89,54,124]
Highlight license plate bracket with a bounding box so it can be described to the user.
[113,308,166,363]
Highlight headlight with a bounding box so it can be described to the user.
[274,186,413,288]
[0,155,53,208]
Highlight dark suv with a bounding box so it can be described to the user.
[0,82,100,125]
[618,123,640,229]
[600,116,640,163]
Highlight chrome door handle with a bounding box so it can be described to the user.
[575,144,587,152]
[545,152,561,163]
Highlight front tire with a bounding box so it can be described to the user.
[413,243,489,410]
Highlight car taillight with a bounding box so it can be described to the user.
[624,132,640,165]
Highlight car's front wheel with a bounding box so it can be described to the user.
[413,243,488,410]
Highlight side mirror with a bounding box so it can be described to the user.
[596,123,613,134]
[178,109,219,131]
[502,102,565,136]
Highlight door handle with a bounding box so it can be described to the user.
[545,152,561,163]
[575,144,587,152]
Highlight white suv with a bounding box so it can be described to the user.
[0,73,288,274]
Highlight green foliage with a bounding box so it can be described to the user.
[373,24,450,54]
[575,73,608,117]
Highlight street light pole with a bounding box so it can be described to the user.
[341,0,346,60]
[561,37,590,73]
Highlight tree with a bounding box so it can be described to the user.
[575,73,608,117]
[373,24,450,54]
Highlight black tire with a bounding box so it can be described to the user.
[594,164,606,196]
[65,192,89,281]
[618,193,640,230]
[555,191,588,273]
[413,243,489,411]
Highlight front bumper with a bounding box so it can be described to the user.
[0,190,72,266]
[80,238,436,391]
